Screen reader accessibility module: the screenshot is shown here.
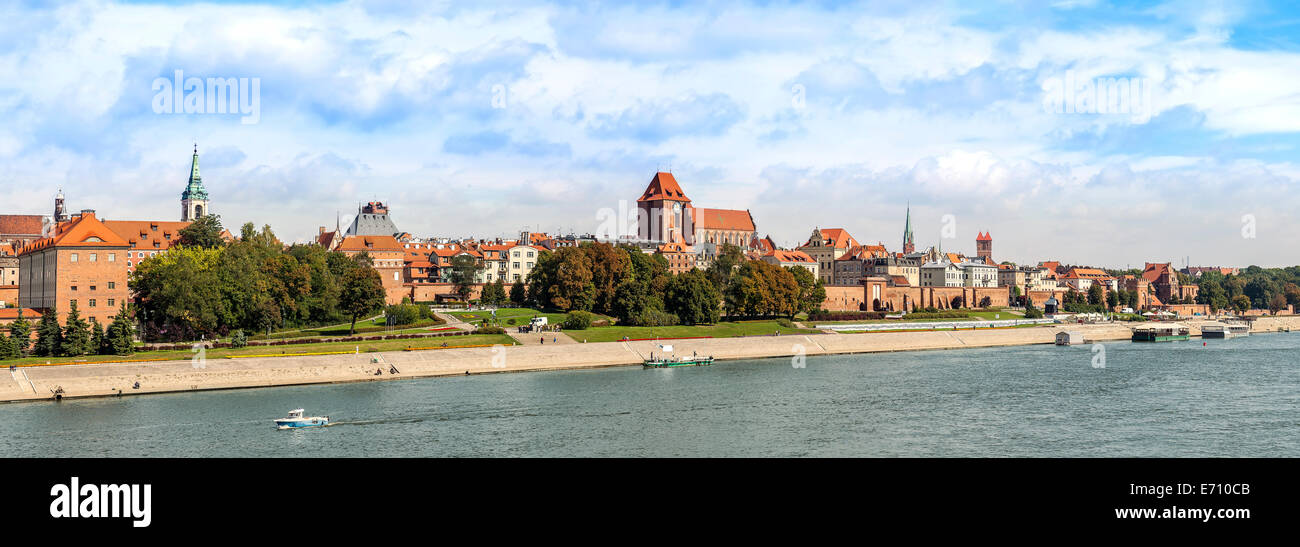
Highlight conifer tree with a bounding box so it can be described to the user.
[61,302,92,357]
[8,310,32,357]
[90,318,107,355]
[106,304,136,356]
[34,307,62,357]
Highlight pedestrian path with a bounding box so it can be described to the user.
[507,330,580,345]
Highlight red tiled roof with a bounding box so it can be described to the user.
[890,275,911,287]
[0,215,44,236]
[837,243,887,261]
[638,172,691,202]
[693,207,755,231]
[1142,262,1171,283]
[0,308,42,321]
[805,228,858,249]
[976,231,992,241]
[337,235,404,253]
[102,220,191,252]
[765,249,814,263]
[19,212,129,254]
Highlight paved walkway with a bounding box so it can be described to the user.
[433,312,476,332]
[507,330,580,345]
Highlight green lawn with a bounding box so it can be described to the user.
[571,320,821,343]
[450,307,613,327]
[245,316,449,341]
[0,333,516,367]
[812,309,1023,324]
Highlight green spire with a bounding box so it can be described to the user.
[182,144,208,201]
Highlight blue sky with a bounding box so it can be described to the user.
[1,0,1298,267]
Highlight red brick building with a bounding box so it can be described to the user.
[18,211,130,326]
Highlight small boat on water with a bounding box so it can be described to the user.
[1131,323,1190,342]
[642,344,714,368]
[274,409,329,430]
[1201,322,1251,339]
[643,355,716,368]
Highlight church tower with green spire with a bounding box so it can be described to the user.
[181,144,210,222]
[902,203,915,253]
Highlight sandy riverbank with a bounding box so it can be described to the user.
[5,316,1297,403]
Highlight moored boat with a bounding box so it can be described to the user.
[643,355,716,368]
[274,409,329,429]
[1131,324,1190,342]
[1202,322,1250,339]
[643,344,714,368]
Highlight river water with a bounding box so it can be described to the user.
[2,333,1297,457]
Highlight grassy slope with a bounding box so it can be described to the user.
[572,320,821,343]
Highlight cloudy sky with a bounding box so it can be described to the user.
[1,0,1298,268]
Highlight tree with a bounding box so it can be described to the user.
[1106,289,1119,309]
[8,310,32,357]
[725,260,798,318]
[176,214,227,249]
[106,304,136,356]
[509,280,527,307]
[0,332,14,360]
[90,318,106,355]
[664,270,721,325]
[448,254,482,300]
[340,264,386,334]
[705,243,745,292]
[585,243,632,315]
[526,247,593,311]
[61,301,92,357]
[1231,294,1251,314]
[789,266,826,316]
[1087,284,1105,306]
[1268,293,1288,315]
[481,278,507,306]
[34,306,62,357]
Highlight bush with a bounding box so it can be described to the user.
[384,303,423,326]
[776,318,795,328]
[475,326,505,335]
[230,329,248,348]
[562,311,594,330]
[1023,307,1044,319]
[628,309,679,327]
[506,318,517,326]
[807,311,886,322]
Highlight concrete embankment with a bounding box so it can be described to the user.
[3,317,1295,403]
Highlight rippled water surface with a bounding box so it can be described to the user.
[2,333,1297,457]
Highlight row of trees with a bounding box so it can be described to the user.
[130,217,388,340]
[521,242,825,325]
[0,303,135,359]
[1193,268,1300,314]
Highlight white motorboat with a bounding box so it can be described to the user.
[274,408,329,430]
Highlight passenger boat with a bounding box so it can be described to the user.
[274,409,329,429]
[1131,324,1190,342]
[1201,322,1251,339]
[642,344,714,368]
[643,355,716,368]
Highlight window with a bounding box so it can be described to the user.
[89,299,96,308]
[70,253,78,263]
[90,285,96,291]
[70,299,77,307]
[108,282,115,290]
[71,285,78,291]
[513,262,520,268]
[393,272,399,281]
[107,299,115,307]
[108,253,115,262]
